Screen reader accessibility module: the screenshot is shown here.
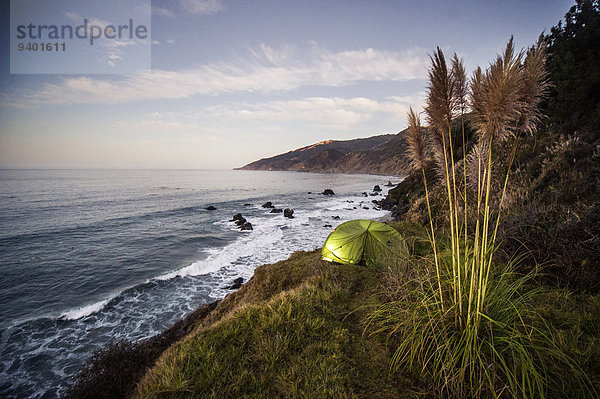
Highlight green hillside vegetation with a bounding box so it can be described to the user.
[135,226,600,398]
[68,1,600,398]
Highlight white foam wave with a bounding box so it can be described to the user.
[156,219,284,280]
[59,298,110,320]
[155,190,389,296]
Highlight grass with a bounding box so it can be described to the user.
[66,225,600,398]
[369,38,596,398]
[135,250,415,399]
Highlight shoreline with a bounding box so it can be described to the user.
[64,183,397,397]
[0,170,397,398]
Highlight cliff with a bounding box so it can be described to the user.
[237,132,409,176]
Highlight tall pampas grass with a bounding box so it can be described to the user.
[405,107,444,306]
[425,47,462,322]
[470,37,524,145]
[369,37,594,398]
[519,35,550,135]
[405,108,427,172]
[425,47,456,182]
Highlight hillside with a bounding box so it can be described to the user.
[237,132,409,175]
[67,228,600,399]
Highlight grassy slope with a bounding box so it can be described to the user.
[134,250,416,398]
[133,224,600,398]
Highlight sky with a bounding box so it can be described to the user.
[0,0,574,170]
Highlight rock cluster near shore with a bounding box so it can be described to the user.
[226,182,392,232]
[231,213,253,231]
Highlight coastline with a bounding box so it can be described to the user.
[63,179,400,397]
[0,170,398,398]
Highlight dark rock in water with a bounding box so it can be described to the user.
[363,206,370,210]
[308,192,312,194]
[284,208,294,218]
[241,222,253,231]
[370,192,378,196]
[205,206,217,211]
[323,224,332,228]
[332,215,340,220]
[243,203,252,206]
[270,208,283,213]
[226,277,244,289]
[231,213,243,222]
[385,181,395,187]
[322,189,335,195]
[372,200,380,205]
[262,201,274,208]
[373,185,382,192]
[235,217,247,226]
[362,192,368,197]
[353,207,357,209]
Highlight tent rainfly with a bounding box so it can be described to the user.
[321,219,408,267]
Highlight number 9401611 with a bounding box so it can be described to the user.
[18,42,66,52]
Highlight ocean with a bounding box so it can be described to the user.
[0,169,398,398]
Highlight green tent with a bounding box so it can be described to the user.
[321,219,408,267]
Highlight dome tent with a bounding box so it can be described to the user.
[321,219,408,267]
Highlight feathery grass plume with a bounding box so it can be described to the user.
[425,47,456,177]
[451,53,468,114]
[425,47,456,134]
[518,34,550,135]
[405,107,427,171]
[469,36,524,145]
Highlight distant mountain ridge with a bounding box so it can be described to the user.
[237,131,408,176]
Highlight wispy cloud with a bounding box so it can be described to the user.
[112,119,197,132]
[7,44,427,107]
[181,0,225,15]
[204,96,424,131]
[110,95,424,137]
[152,6,175,17]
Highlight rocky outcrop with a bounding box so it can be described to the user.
[231,213,253,230]
[226,277,244,290]
[322,189,335,195]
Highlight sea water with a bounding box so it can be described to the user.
[0,169,399,398]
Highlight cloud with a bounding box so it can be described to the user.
[112,119,197,132]
[107,95,422,140]
[152,7,175,17]
[205,96,420,131]
[8,44,427,107]
[181,0,225,15]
